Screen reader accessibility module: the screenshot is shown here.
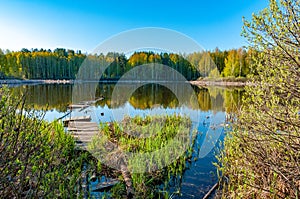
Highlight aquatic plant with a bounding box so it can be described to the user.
[89,114,197,198]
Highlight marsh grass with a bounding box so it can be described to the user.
[89,114,197,198]
[0,87,104,198]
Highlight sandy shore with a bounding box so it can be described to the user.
[0,79,72,85]
[190,80,253,87]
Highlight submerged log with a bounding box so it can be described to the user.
[202,182,219,199]
[120,160,134,198]
[98,141,135,197]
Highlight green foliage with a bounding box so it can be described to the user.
[187,48,254,78]
[0,87,96,198]
[0,48,259,81]
[100,114,191,154]
[187,51,216,77]
[110,182,127,198]
[222,48,250,77]
[210,47,227,74]
[126,51,200,80]
[0,48,86,79]
[208,67,220,78]
[0,50,202,81]
[218,0,300,198]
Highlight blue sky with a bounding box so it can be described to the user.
[0,0,268,53]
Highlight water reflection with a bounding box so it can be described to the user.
[9,84,73,112]
[130,84,179,109]
[9,83,243,113]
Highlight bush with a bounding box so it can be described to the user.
[218,0,300,198]
[0,87,94,198]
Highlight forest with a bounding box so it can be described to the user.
[0,47,255,81]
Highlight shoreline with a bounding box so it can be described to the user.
[190,80,250,87]
[0,79,252,87]
[0,79,72,85]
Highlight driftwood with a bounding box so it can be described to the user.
[202,182,219,199]
[120,159,134,198]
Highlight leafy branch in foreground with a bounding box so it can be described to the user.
[218,0,300,198]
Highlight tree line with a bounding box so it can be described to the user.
[0,47,257,81]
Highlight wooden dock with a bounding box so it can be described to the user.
[65,119,98,148]
[63,99,126,195]
[63,106,98,148]
[63,115,92,126]
[67,98,104,109]
[67,104,89,109]
[63,113,134,195]
[64,98,105,148]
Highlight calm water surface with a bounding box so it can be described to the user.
[9,83,244,198]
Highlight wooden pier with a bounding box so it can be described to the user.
[64,99,133,196]
[63,115,92,126]
[64,100,102,148]
[64,117,98,148]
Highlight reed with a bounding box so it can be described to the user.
[0,86,99,198]
[89,114,198,198]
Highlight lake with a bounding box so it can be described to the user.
[8,82,244,198]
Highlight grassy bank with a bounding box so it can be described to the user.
[0,87,98,198]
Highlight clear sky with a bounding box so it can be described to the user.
[0,0,269,53]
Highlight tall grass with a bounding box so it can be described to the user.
[0,87,97,198]
[89,114,197,198]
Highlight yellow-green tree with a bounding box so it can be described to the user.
[223,48,249,77]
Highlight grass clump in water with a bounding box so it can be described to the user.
[89,114,197,198]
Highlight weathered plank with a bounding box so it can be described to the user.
[67,104,89,109]
[73,134,96,138]
[68,122,98,128]
[64,115,91,122]
[67,127,98,131]
[74,138,93,143]
[68,127,99,132]
[63,116,92,126]
[65,112,134,196]
[68,121,97,125]
[73,133,98,138]
[64,116,99,148]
